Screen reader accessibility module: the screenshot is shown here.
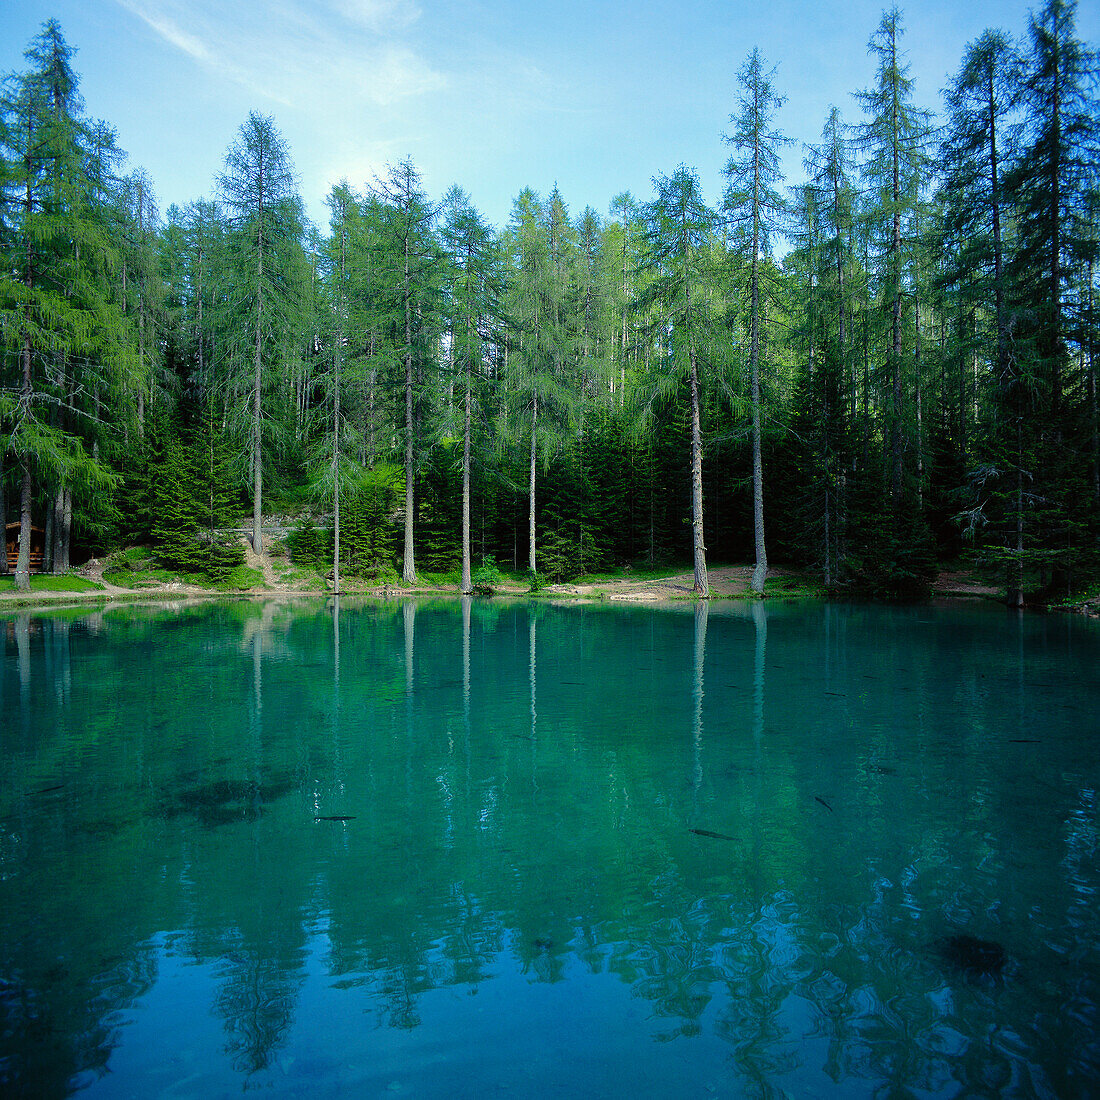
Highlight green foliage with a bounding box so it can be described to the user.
[847,505,938,603]
[536,525,604,582]
[201,538,247,585]
[417,451,461,572]
[4,12,1099,611]
[210,564,264,591]
[471,557,503,595]
[140,410,247,582]
[341,465,402,576]
[762,574,827,600]
[286,519,328,572]
[0,20,131,588]
[102,546,173,586]
[152,434,204,573]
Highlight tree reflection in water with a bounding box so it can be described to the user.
[0,600,1097,1096]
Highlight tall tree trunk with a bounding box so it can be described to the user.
[1091,281,1099,505]
[890,102,904,505]
[137,300,146,434]
[197,244,204,381]
[1007,330,1026,608]
[15,326,33,592]
[137,179,146,437]
[332,348,341,595]
[749,151,767,595]
[368,361,377,469]
[252,284,263,554]
[689,348,708,597]
[528,394,538,576]
[16,141,34,594]
[914,297,924,511]
[0,464,7,575]
[1049,55,1062,418]
[461,319,473,595]
[1085,253,1098,505]
[15,464,32,592]
[988,65,1006,381]
[621,232,629,407]
[402,287,415,584]
[44,491,55,574]
[59,486,71,573]
[332,214,347,595]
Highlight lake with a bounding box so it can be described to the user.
[1,597,1098,1098]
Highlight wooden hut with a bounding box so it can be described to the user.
[5,522,45,572]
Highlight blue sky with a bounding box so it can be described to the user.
[2,1,1096,233]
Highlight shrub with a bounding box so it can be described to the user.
[472,557,502,595]
[287,520,327,571]
[536,526,604,582]
[342,465,401,575]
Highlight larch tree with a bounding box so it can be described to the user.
[608,192,644,401]
[637,167,722,597]
[855,8,933,507]
[574,205,614,403]
[503,187,575,577]
[0,20,124,589]
[373,159,440,585]
[801,108,858,584]
[723,47,791,594]
[218,111,305,556]
[119,168,162,436]
[1002,0,1099,595]
[941,30,1020,403]
[439,186,497,594]
[1008,0,1097,412]
[322,183,360,595]
[939,29,1026,601]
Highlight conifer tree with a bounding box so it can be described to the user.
[372,159,440,584]
[503,188,577,576]
[317,183,362,594]
[793,109,859,585]
[439,186,498,593]
[574,205,614,401]
[192,397,238,539]
[637,168,724,596]
[152,424,202,574]
[723,48,791,593]
[0,20,125,588]
[218,111,305,556]
[608,192,645,400]
[119,169,162,435]
[941,31,1020,401]
[1000,0,1099,596]
[855,8,934,507]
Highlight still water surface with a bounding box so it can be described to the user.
[1,597,1098,1098]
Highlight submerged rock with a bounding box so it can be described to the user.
[177,779,262,809]
[164,778,293,827]
[935,933,1007,978]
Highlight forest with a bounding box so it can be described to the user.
[1,1,1097,603]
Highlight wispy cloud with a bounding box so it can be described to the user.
[116,2,212,66]
[110,0,595,225]
[328,0,421,32]
[115,0,445,109]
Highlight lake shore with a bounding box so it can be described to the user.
[5,555,1089,615]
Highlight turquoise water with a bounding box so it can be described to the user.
[1,596,1098,1098]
